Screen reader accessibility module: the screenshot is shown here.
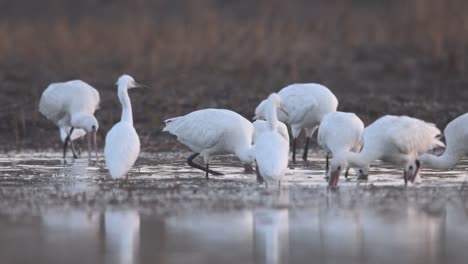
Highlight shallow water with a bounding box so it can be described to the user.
[1,151,468,264]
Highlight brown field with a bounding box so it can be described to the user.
[1,0,468,151]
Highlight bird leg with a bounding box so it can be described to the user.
[69,139,79,159]
[345,168,349,179]
[292,138,297,164]
[325,153,330,179]
[186,153,224,177]
[63,127,78,159]
[302,137,311,161]
[255,163,264,183]
[412,160,421,183]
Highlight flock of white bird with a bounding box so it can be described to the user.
[39,74,468,187]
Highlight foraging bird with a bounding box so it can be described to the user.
[254,83,338,163]
[253,93,290,188]
[104,75,144,179]
[163,109,254,179]
[329,115,444,186]
[317,111,364,184]
[39,80,100,161]
[419,113,468,170]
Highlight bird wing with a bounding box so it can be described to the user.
[281,92,318,124]
[163,110,229,151]
[388,116,442,155]
[39,81,100,124]
[39,83,69,123]
[104,122,140,178]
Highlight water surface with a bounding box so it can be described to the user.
[1,151,468,264]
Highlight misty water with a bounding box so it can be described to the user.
[1,152,468,264]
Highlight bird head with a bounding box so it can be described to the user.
[72,114,99,134]
[267,93,288,116]
[404,160,421,184]
[354,166,369,181]
[253,99,267,121]
[329,156,348,187]
[116,74,148,90]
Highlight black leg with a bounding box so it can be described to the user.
[205,162,209,180]
[292,138,297,164]
[187,153,224,176]
[412,160,421,182]
[302,137,311,161]
[325,153,330,175]
[255,163,264,183]
[345,168,349,179]
[69,138,79,159]
[62,127,75,159]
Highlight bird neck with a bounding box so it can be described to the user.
[265,101,279,131]
[343,150,374,168]
[118,85,133,124]
[419,150,461,170]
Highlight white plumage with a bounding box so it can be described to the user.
[163,108,254,178]
[317,111,364,184]
[253,93,290,188]
[252,120,289,144]
[39,80,100,160]
[419,113,468,169]
[329,115,444,186]
[104,75,143,179]
[254,83,338,163]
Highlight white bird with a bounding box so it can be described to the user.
[104,75,145,179]
[252,120,289,144]
[163,109,254,179]
[419,113,468,170]
[254,83,338,163]
[329,115,444,186]
[39,80,100,161]
[317,111,364,184]
[253,93,290,188]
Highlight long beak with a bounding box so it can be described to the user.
[93,131,98,162]
[88,133,92,163]
[409,160,421,183]
[329,170,340,187]
[134,82,149,89]
[88,131,98,163]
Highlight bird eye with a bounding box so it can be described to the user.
[359,169,363,174]
[337,166,341,170]
[91,125,96,130]
[409,165,413,170]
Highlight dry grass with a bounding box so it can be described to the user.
[0,0,467,151]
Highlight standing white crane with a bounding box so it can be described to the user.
[39,80,100,161]
[254,83,338,163]
[163,109,254,179]
[419,113,468,170]
[104,75,145,180]
[253,93,290,188]
[328,115,444,186]
[317,111,364,184]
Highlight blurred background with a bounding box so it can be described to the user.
[1,0,467,151]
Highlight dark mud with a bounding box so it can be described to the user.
[1,151,468,264]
